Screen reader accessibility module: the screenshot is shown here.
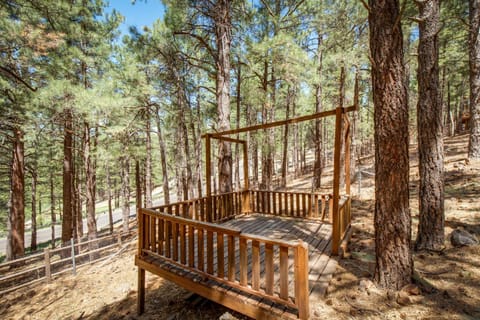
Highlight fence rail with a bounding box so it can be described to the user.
[0,231,134,296]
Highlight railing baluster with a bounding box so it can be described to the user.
[172,222,178,261]
[252,240,260,290]
[217,233,224,278]
[188,225,195,267]
[265,243,274,295]
[158,218,164,255]
[279,246,289,300]
[198,228,204,271]
[207,231,214,274]
[272,192,277,215]
[165,220,171,258]
[228,235,235,281]
[239,238,247,286]
[180,223,186,264]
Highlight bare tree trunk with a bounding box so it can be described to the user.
[369,0,413,290]
[215,0,232,194]
[106,163,113,233]
[50,165,56,248]
[8,127,25,260]
[145,116,153,207]
[235,61,241,190]
[155,106,170,205]
[313,37,324,189]
[62,108,73,244]
[415,0,445,251]
[293,99,300,177]
[121,153,130,233]
[469,0,480,158]
[281,87,292,188]
[30,170,37,251]
[84,122,97,240]
[195,98,203,198]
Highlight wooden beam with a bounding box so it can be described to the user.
[203,109,336,138]
[210,135,246,144]
[332,107,343,256]
[135,257,279,320]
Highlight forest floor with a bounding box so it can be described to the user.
[1,133,479,320]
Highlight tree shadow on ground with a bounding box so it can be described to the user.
[323,197,480,319]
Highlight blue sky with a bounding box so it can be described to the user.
[106,0,165,36]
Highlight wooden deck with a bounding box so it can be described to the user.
[136,214,337,319]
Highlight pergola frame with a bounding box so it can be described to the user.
[203,98,358,255]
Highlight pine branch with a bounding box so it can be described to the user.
[0,66,37,92]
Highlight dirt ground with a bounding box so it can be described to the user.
[1,134,479,320]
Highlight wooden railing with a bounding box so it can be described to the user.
[138,209,309,319]
[149,191,244,223]
[249,190,334,220]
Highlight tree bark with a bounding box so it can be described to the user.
[62,108,73,244]
[106,163,113,234]
[369,0,413,290]
[50,161,55,249]
[30,170,37,251]
[121,153,130,233]
[155,106,170,205]
[281,87,291,188]
[313,37,324,189]
[469,0,480,158]
[84,122,97,240]
[215,0,233,194]
[415,0,445,251]
[145,115,153,207]
[8,127,25,260]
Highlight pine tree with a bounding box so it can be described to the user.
[368,0,413,289]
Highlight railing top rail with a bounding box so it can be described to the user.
[250,189,334,197]
[240,233,304,248]
[140,208,241,235]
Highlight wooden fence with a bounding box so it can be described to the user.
[0,231,133,296]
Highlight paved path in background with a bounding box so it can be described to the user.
[0,205,137,255]
[0,190,179,255]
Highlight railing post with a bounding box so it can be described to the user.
[332,106,343,255]
[44,248,51,282]
[295,241,309,319]
[71,238,76,276]
[138,208,144,256]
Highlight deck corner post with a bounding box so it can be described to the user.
[332,106,343,256]
[138,208,144,256]
[295,241,309,320]
[137,266,145,315]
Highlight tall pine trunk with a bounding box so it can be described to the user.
[369,0,413,289]
[155,106,170,204]
[106,163,113,233]
[84,122,97,240]
[145,116,153,207]
[313,37,324,189]
[30,170,37,252]
[415,0,445,251]
[62,108,73,244]
[121,153,130,233]
[7,127,25,260]
[215,0,232,194]
[469,0,480,158]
